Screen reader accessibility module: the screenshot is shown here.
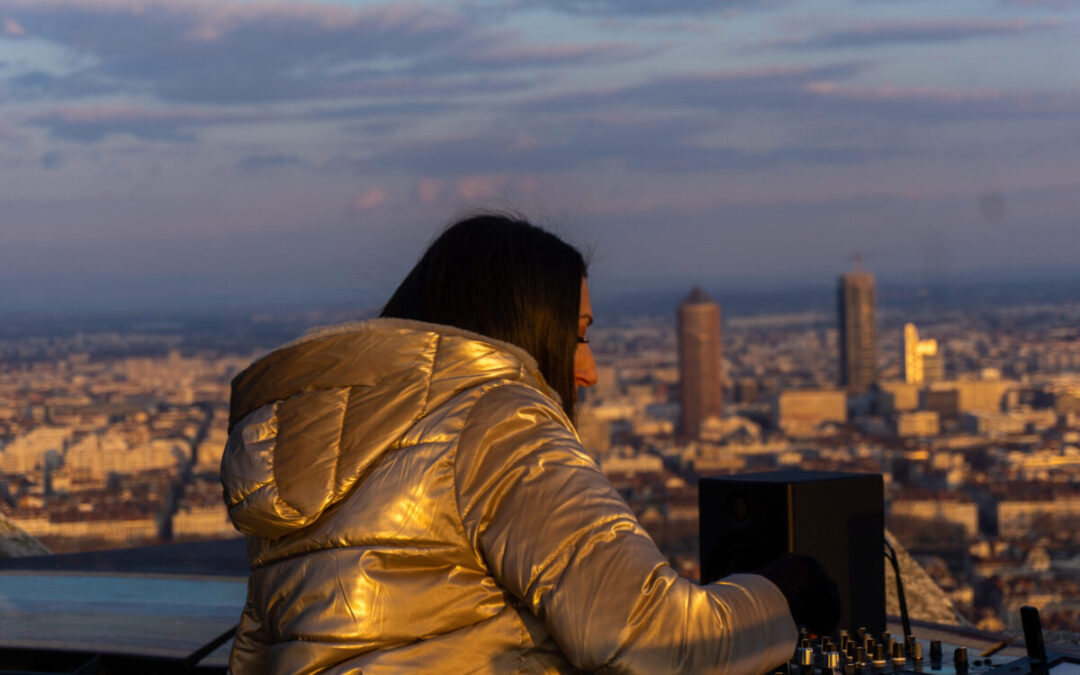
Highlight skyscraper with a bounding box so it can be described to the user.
[678,286,723,439]
[903,322,942,385]
[838,270,877,394]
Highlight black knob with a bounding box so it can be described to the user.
[857,627,868,641]
[855,646,866,664]
[865,636,875,653]
[873,644,887,666]
[881,631,891,644]
[930,640,942,660]
[904,636,916,655]
[954,646,968,664]
[892,642,905,663]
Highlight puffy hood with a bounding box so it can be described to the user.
[221,318,554,540]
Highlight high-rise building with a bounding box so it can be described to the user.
[678,286,723,439]
[922,350,945,384]
[838,269,877,394]
[903,323,942,385]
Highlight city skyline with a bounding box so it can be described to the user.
[1,0,1079,311]
[4,282,1080,635]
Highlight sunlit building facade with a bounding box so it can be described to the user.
[904,323,943,385]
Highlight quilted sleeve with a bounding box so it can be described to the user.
[454,384,797,674]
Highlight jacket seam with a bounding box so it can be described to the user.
[330,386,353,501]
[451,381,571,572]
[418,332,441,419]
[449,381,506,571]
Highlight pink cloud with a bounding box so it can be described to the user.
[415,178,444,204]
[354,187,387,210]
[2,16,26,35]
[455,175,501,201]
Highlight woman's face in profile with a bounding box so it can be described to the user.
[576,278,598,389]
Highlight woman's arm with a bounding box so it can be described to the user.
[229,580,270,674]
[454,384,797,674]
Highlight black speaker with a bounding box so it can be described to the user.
[699,470,885,635]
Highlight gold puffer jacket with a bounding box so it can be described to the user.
[221,319,796,674]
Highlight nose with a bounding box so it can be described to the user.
[575,344,598,388]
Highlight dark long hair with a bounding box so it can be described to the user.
[380,213,586,421]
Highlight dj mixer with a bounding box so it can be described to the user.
[775,607,1080,675]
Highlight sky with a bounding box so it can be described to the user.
[0,0,1078,312]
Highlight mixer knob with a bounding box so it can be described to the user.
[844,663,855,675]
[904,636,916,655]
[911,640,923,662]
[872,644,887,667]
[892,642,906,664]
[826,651,840,669]
[857,627,868,641]
[954,646,968,665]
[854,646,866,664]
[797,647,814,667]
[865,636,875,654]
[930,640,943,661]
[881,631,891,644]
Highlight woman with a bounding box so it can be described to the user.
[221,213,834,674]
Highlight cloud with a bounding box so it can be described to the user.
[333,111,908,180]
[353,186,387,210]
[409,41,656,74]
[2,16,26,35]
[0,117,19,140]
[4,69,126,99]
[27,105,251,142]
[514,0,785,16]
[233,153,307,172]
[0,0,603,106]
[515,61,1080,127]
[1004,0,1080,9]
[414,178,446,204]
[800,81,1080,118]
[455,175,501,201]
[312,57,1080,180]
[771,18,1063,50]
[40,150,64,169]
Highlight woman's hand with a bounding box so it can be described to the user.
[756,553,841,637]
